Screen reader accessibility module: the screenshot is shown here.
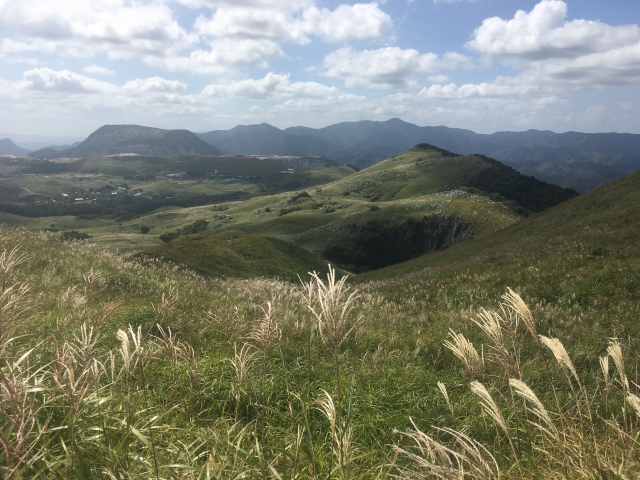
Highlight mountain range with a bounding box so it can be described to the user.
[10,119,640,193]
[196,118,640,192]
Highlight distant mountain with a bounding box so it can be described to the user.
[49,141,83,151]
[0,133,85,152]
[198,123,337,157]
[0,138,31,156]
[197,119,640,192]
[29,125,223,159]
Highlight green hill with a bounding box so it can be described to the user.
[202,144,577,272]
[136,230,335,280]
[29,125,223,158]
[357,167,640,287]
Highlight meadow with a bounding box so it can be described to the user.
[1,169,639,478]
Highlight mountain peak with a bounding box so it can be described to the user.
[30,124,222,159]
[0,138,31,155]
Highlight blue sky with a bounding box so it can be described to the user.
[0,0,638,137]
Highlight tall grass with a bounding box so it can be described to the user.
[1,226,640,478]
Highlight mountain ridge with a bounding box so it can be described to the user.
[197,119,640,192]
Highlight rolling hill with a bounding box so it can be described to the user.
[127,144,577,274]
[198,118,640,192]
[0,138,31,155]
[136,230,338,281]
[357,163,640,285]
[29,125,223,159]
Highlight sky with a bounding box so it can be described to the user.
[0,0,639,137]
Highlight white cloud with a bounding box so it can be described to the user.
[320,46,473,88]
[83,65,115,76]
[123,77,187,94]
[428,74,450,85]
[22,68,117,94]
[416,80,538,100]
[0,0,195,60]
[302,3,392,43]
[194,8,309,44]
[194,2,391,45]
[0,0,392,79]
[173,0,312,12]
[457,1,640,94]
[468,0,640,61]
[202,72,357,100]
[154,39,284,75]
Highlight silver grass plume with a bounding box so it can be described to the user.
[539,336,579,384]
[626,393,640,417]
[607,340,628,390]
[502,288,536,339]
[437,381,454,415]
[600,356,611,388]
[509,378,557,437]
[444,329,483,377]
[470,381,508,434]
[393,420,500,480]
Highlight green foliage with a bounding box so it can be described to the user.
[415,143,462,157]
[159,219,208,243]
[463,154,579,213]
[138,230,336,281]
[322,215,473,272]
[59,230,91,242]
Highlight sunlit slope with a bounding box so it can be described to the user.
[128,145,547,272]
[356,169,640,291]
[136,230,335,281]
[317,145,577,212]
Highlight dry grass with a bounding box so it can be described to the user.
[2,228,640,478]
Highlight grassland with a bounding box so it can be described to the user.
[128,145,574,273]
[136,230,340,281]
[0,163,639,477]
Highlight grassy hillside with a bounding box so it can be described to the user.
[0,162,639,477]
[29,125,223,158]
[0,145,577,274]
[136,230,337,280]
[357,168,640,292]
[0,156,355,235]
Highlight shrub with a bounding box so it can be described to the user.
[59,230,91,242]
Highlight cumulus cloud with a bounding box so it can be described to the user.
[123,77,187,94]
[83,65,115,76]
[153,39,284,75]
[320,46,473,88]
[302,3,393,42]
[0,0,194,60]
[174,0,312,12]
[201,72,360,100]
[194,2,392,46]
[465,0,640,90]
[468,0,640,60]
[416,80,539,100]
[0,0,392,78]
[22,68,117,94]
